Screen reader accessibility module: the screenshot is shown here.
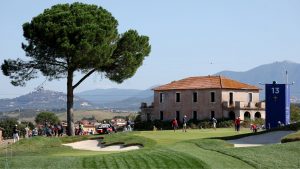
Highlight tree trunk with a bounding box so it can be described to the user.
[67,70,75,136]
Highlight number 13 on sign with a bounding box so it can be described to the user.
[272,87,279,94]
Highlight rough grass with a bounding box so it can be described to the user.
[1,128,300,169]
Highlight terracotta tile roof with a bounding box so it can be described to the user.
[153,76,259,91]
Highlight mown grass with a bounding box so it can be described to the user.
[135,128,251,145]
[0,148,209,169]
[191,138,300,168]
[0,135,207,169]
[0,128,300,169]
[281,130,300,143]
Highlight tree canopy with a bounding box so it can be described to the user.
[35,112,60,125]
[1,2,151,135]
[291,104,300,122]
[2,3,150,85]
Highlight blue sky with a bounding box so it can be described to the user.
[1,0,300,98]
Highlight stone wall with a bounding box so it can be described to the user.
[153,89,223,122]
[143,88,265,122]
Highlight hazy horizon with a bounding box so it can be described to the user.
[1,1,300,98]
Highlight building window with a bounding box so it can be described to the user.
[193,111,197,120]
[255,112,261,119]
[229,111,235,120]
[176,111,180,121]
[210,92,215,102]
[244,111,251,120]
[211,111,215,119]
[248,93,253,102]
[160,111,164,120]
[193,92,198,102]
[176,93,181,102]
[229,92,233,105]
[159,93,164,103]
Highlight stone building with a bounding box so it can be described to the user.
[141,76,265,122]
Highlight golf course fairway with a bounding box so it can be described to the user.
[1,128,300,169]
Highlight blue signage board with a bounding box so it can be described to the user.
[265,83,290,129]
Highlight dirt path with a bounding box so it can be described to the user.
[228,131,295,147]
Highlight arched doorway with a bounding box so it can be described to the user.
[244,112,251,120]
[255,112,261,119]
[229,111,235,120]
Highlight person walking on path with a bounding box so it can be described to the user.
[212,117,217,130]
[250,123,257,133]
[235,117,242,132]
[25,126,30,138]
[172,118,178,132]
[182,115,188,132]
[79,123,84,135]
[13,124,19,143]
[57,123,64,137]
[126,120,132,131]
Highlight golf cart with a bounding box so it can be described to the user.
[96,124,113,134]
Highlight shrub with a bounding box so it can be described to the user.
[291,104,300,122]
[217,120,234,128]
[241,119,251,128]
[21,121,35,130]
[0,118,27,138]
[241,118,265,128]
[152,120,172,130]
[252,118,265,126]
[134,121,153,131]
[188,118,235,129]
[198,121,211,129]
[189,123,198,129]
[134,119,175,130]
[135,118,264,130]
[283,122,300,131]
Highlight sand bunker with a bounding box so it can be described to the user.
[228,131,295,147]
[63,140,142,151]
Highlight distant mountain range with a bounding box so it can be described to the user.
[76,88,143,104]
[215,61,300,102]
[77,61,300,110]
[76,87,154,111]
[0,61,299,113]
[0,89,95,112]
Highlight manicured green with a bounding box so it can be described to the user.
[135,128,250,145]
[1,128,300,169]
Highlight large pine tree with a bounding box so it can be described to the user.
[1,3,151,135]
